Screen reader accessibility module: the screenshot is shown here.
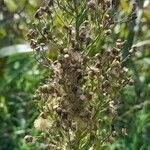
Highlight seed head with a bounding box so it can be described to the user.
[24,135,33,143]
[34,115,51,131]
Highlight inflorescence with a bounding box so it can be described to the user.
[26,0,137,149]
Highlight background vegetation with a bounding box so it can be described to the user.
[0,0,149,150]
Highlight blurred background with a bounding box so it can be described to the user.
[0,0,149,149]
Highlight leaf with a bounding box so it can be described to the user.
[143,2,150,21]
[0,44,32,58]
[120,0,129,13]
[0,28,6,36]
[0,96,8,113]
[76,9,88,29]
[4,0,17,12]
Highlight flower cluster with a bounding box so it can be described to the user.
[26,0,136,149]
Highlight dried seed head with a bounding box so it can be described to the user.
[121,128,128,136]
[63,48,69,53]
[40,112,47,119]
[128,78,134,85]
[35,46,41,52]
[34,116,51,131]
[61,111,68,120]
[45,0,54,7]
[80,32,86,42]
[112,48,120,56]
[111,59,120,68]
[30,39,37,49]
[116,40,126,49]
[112,130,117,137]
[80,94,86,101]
[24,135,33,143]
[109,101,115,108]
[102,80,110,89]
[77,69,82,73]
[87,1,96,10]
[32,93,41,100]
[39,85,49,93]
[29,0,134,146]
[55,107,62,115]
[95,53,101,59]
[63,25,72,35]
[44,144,51,150]
[55,120,61,128]
[95,62,101,68]
[85,36,92,45]
[84,20,90,26]
[104,29,112,35]
[35,7,44,19]
[27,29,37,39]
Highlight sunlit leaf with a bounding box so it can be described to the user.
[4,0,17,12]
[143,3,150,21]
[0,44,32,58]
[120,0,129,13]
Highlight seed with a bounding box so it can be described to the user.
[64,54,70,59]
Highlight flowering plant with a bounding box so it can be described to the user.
[26,0,137,149]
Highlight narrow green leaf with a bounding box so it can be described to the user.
[0,44,32,58]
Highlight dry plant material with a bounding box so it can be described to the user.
[26,0,137,149]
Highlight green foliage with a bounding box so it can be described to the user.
[0,53,48,150]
